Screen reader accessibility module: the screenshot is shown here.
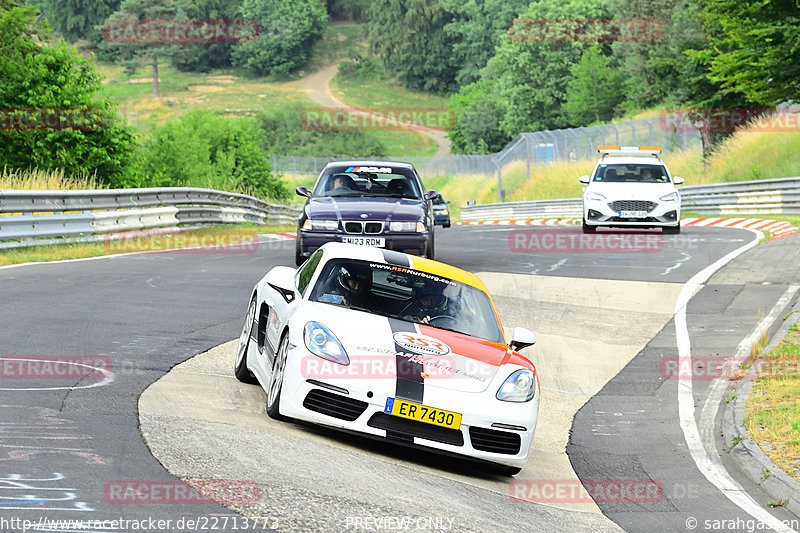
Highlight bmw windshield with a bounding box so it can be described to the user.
[309,259,504,343]
[313,166,422,199]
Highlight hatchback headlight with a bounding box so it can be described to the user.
[303,219,338,231]
[304,322,349,365]
[389,221,425,232]
[496,369,536,402]
[587,192,606,201]
[659,192,678,202]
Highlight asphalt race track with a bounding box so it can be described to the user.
[1,224,799,533]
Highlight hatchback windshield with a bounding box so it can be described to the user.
[309,259,504,343]
[593,163,670,183]
[313,169,421,199]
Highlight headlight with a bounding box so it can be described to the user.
[389,221,425,232]
[304,322,349,365]
[441,209,449,215]
[496,369,536,402]
[659,192,678,202]
[303,219,338,231]
[587,192,606,201]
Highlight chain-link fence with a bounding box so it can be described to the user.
[272,116,701,181]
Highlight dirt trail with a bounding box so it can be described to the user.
[291,62,452,157]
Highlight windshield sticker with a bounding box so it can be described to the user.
[393,332,451,356]
[345,166,393,173]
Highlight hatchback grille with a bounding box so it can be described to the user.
[302,389,368,421]
[609,200,657,212]
[469,427,521,455]
[367,413,464,446]
[364,222,383,234]
[344,222,362,233]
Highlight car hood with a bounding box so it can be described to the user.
[585,182,678,200]
[306,197,425,222]
[297,304,515,393]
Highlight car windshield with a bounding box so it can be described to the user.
[309,259,504,343]
[313,168,422,199]
[593,163,670,183]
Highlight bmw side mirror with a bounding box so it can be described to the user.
[579,175,590,184]
[510,327,537,351]
[425,190,439,201]
[673,177,685,185]
[296,186,311,198]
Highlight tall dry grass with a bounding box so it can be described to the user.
[1,167,104,190]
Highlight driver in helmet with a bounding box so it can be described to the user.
[402,278,449,324]
[334,263,374,308]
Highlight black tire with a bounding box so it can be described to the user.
[234,297,258,384]
[266,333,289,420]
[443,222,451,228]
[426,229,435,259]
[582,219,596,234]
[295,235,305,266]
[663,224,681,235]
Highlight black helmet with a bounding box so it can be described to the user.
[413,278,446,313]
[337,263,372,301]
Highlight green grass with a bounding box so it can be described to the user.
[0,224,295,266]
[745,321,800,481]
[331,76,451,111]
[305,22,366,73]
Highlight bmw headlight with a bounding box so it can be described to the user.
[659,192,678,202]
[587,192,606,201]
[304,322,349,365]
[389,221,425,232]
[303,219,339,231]
[496,369,536,402]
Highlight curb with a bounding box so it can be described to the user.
[722,303,800,517]
[454,217,798,239]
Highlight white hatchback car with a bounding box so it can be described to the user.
[580,146,684,234]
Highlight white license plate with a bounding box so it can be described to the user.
[342,236,385,247]
[619,210,647,218]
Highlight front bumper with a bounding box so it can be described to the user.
[297,230,428,259]
[279,344,539,469]
[583,198,681,228]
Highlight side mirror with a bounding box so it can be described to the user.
[579,175,590,184]
[425,190,439,201]
[673,177,685,185]
[296,186,311,198]
[509,327,536,352]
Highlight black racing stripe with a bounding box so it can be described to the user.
[381,249,411,267]
[386,318,424,442]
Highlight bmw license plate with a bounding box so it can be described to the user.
[342,236,385,247]
[384,398,462,429]
[619,210,647,218]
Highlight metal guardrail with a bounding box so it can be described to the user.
[460,177,800,220]
[0,187,303,248]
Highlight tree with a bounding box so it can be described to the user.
[488,0,612,135]
[699,0,800,107]
[441,0,529,87]
[33,0,121,44]
[327,0,370,21]
[171,0,241,72]
[367,0,458,94]
[0,4,136,182]
[448,80,509,154]
[232,0,326,76]
[564,45,624,125]
[99,0,186,97]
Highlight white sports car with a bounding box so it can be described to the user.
[234,242,540,475]
[580,146,685,234]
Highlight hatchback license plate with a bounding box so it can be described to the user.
[342,237,385,247]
